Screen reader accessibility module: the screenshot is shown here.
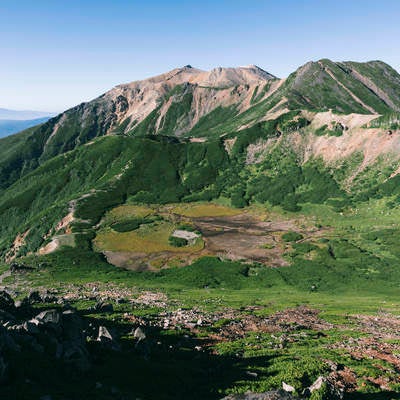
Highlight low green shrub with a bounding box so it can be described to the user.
[111,219,145,232]
[168,236,188,247]
[282,231,304,242]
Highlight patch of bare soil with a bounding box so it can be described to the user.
[330,337,400,389]
[5,229,30,262]
[327,313,400,390]
[53,282,169,308]
[140,306,332,341]
[38,238,60,255]
[104,251,151,271]
[216,306,333,339]
[353,312,400,339]
[193,213,297,266]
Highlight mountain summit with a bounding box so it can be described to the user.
[118,64,275,88]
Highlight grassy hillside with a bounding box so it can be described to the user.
[283,60,399,114]
[0,135,230,256]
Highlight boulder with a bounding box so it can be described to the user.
[62,310,83,340]
[41,293,58,303]
[282,382,295,393]
[308,376,324,393]
[23,321,40,335]
[63,344,90,371]
[28,291,42,304]
[61,309,90,369]
[133,327,146,341]
[33,309,62,336]
[34,309,61,326]
[97,326,114,342]
[304,376,343,399]
[97,326,120,351]
[56,298,66,305]
[95,302,114,313]
[15,297,30,309]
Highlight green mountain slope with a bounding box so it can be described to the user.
[283,59,400,114]
[1,59,400,257]
[0,135,231,257]
[1,117,399,259]
[341,60,400,111]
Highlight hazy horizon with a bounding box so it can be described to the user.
[2,0,400,112]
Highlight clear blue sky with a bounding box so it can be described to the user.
[1,0,399,112]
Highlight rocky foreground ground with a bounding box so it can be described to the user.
[0,288,339,400]
[2,268,400,400]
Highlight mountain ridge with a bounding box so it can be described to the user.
[116,64,276,87]
[0,108,55,120]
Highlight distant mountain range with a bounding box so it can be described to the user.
[0,108,55,138]
[0,117,53,138]
[0,108,55,120]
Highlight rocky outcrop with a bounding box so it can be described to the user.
[0,290,125,385]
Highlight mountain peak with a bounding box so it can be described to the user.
[118,64,276,91]
[196,65,276,87]
[241,64,258,68]
[240,64,271,72]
